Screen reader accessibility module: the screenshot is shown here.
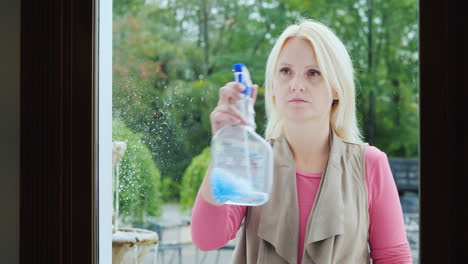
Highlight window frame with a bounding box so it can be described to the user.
[20,0,96,263]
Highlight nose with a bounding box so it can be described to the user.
[289,75,305,92]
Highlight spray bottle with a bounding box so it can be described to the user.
[209,63,273,206]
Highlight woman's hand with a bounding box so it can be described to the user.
[209,82,258,135]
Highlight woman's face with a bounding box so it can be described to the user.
[273,37,337,123]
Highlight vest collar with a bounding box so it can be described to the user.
[257,128,345,264]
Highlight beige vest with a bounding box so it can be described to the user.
[231,129,370,264]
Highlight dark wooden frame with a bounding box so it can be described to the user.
[419,0,467,262]
[20,0,96,263]
[19,0,467,263]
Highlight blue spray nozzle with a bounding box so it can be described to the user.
[233,63,252,96]
[233,63,244,73]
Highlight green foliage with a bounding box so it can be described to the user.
[113,73,218,202]
[113,0,146,17]
[160,177,181,203]
[112,120,163,220]
[113,0,420,206]
[180,147,211,212]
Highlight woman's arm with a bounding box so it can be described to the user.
[365,146,413,263]
[190,164,247,251]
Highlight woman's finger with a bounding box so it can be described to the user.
[210,110,248,134]
[218,82,245,105]
[215,114,246,126]
[213,104,248,123]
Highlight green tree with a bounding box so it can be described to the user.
[112,6,206,201]
[281,0,419,157]
[114,0,146,16]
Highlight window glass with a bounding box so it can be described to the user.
[108,0,419,263]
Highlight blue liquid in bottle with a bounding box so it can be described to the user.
[210,63,273,206]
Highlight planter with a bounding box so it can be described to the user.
[112,227,159,264]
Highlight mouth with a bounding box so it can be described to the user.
[288,98,308,103]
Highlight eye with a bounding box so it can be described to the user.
[279,67,291,76]
[308,69,321,77]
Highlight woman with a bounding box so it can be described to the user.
[191,19,413,264]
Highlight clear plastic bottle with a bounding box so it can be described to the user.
[210,63,273,206]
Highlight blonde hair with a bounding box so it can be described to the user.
[264,18,364,143]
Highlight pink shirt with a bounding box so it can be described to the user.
[191,146,413,263]
[295,169,321,263]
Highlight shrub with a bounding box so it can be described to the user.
[179,147,211,212]
[112,120,163,222]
